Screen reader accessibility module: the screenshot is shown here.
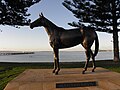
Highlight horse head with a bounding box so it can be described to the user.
[30,13,45,29]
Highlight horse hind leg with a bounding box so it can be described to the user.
[82,49,91,74]
[90,50,96,72]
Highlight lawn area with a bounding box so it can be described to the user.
[0,60,120,90]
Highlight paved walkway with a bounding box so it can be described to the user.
[4,67,120,90]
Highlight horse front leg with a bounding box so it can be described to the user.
[82,49,91,74]
[52,56,57,73]
[53,48,60,75]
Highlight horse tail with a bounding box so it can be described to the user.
[94,34,99,57]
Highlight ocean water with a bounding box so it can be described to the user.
[0,51,113,63]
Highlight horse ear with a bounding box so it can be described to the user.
[39,13,44,17]
[41,13,44,17]
[39,14,41,17]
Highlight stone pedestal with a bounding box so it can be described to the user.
[4,67,120,90]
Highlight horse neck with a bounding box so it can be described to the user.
[43,18,58,36]
[44,27,53,36]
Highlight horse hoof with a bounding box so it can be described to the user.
[52,70,55,73]
[92,69,95,72]
[82,71,85,74]
[55,72,58,75]
[92,67,96,72]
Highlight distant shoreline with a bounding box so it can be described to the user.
[0,50,113,56]
[0,51,113,62]
[0,52,34,56]
[98,50,112,52]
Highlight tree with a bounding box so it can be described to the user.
[63,0,120,61]
[0,0,41,27]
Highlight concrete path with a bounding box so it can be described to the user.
[4,67,120,90]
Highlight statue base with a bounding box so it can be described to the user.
[4,67,120,90]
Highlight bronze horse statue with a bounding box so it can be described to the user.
[30,13,99,75]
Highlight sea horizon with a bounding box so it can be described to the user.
[0,51,114,63]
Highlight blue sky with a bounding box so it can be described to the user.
[0,0,118,51]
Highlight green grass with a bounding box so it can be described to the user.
[0,63,53,90]
[0,60,120,90]
[0,67,25,89]
[104,66,120,73]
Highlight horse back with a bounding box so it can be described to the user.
[59,27,97,49]
[58,28,83,48]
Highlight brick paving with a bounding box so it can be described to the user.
[4,67,120,90]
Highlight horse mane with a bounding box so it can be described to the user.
[43,16,58,27]
[43,16,84,32]
[43,16,65,31]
